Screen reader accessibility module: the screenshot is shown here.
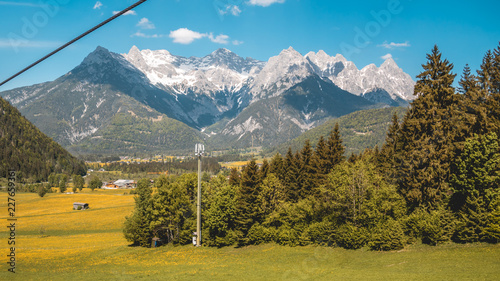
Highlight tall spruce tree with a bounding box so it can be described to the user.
[458,64,489,136]
[394,45,459,210]
[450,133,500,242]
[228,167,240,187]
[313,135,334,186]
[478,44,500,132]
[284,147,300,202]
[326,123,345,169]
[123,179,153,246]
[235,159,262,244]
[270,152,285,182]
[298,140,317,197]
[378,112,401,183]
[260,159,270,181]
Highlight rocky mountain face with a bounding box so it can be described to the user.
[305,50,415,101]
[0,46,415,153]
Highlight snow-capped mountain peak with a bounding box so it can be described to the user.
[381,57,398,70]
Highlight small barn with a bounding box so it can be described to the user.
[73,202,89,210]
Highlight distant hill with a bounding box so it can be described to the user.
[0,96,86,182]
[270,107,408,156]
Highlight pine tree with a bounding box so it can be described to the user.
[228,167,240,186]
[458,64,489,136]
[260,159,270,181]
[394,45,459,210]
[235,159,262,244]
[123,179,153,247]
[313,136,330,184]
[378,112,401,183]
[269,152,285,182]
[480,44,500,132]
[326,123,345,169]
[298,140,317,198]
[283,147,300,202]
[450,133,500,242]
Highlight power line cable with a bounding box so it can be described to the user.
[0,0,149,88]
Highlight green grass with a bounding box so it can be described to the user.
[1,192,499,280]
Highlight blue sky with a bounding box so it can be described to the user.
[0,0,499,91]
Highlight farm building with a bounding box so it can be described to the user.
[113,179,136,189]
[102,182,119,189]
[73,203,89,210]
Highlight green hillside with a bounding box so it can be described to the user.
[271,106,408,156]
[0,96,86,182]
[70,109,205,155]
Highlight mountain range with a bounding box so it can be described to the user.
[0,46,415,154]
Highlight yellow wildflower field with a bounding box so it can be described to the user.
[1,192,499,280]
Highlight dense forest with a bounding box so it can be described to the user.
[99,158,222,175]
[0,96,86,182]
[124,44,500,249]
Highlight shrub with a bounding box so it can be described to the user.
[334,223,367,249]
[368,219,406,251]
[247,224,274,245]
[276,225,300,246]
[37,185,47,198]
[303,221,334,246]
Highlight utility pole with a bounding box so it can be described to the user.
[195,143,204,247]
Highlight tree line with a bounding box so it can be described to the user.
[124,43,500,250]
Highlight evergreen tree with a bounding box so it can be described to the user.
[479,44,500,132]
[235,159,262,244]
[260,159,270,181]
[298,140,317,197]
[228,167,240,187]
[269,152,285,183]
[326,123,345,170]
[283,147,300,202]
[313,136,329,179]
[458,64,489,136]
[123,179,153,246]
[450,133,500,242]
[378,112,401,183]
[259,174,286,218]
[394,45,459,210]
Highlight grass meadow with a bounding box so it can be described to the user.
[1,191,499,280]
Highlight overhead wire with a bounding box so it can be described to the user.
[0,0,149,88]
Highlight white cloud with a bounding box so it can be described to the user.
[169,28,207,44]
[93,1,102,9]
[232,40,244,46]
[131,31,164,38]
[220,5,242,16]
[209,33,229,44]
[231,5,242,16]
[378,41,410,49]
[248,0,285,7]
[113,10,137,16]
[381,53,393,60]
[137,18,155,29]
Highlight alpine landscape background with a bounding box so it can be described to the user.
[0,46,415,155]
